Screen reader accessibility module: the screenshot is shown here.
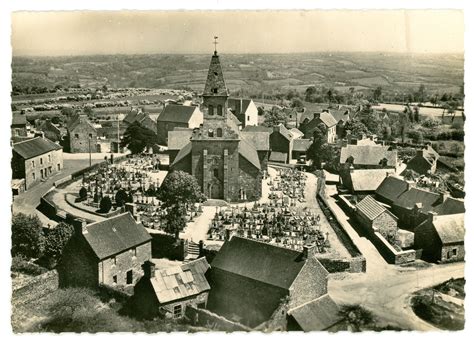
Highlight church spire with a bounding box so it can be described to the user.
[203,39,228,97]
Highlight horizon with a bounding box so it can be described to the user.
[12,10,464,56]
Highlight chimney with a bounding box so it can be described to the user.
[341,138,348,147]
[302,244,316,260]
[142,260,156,279]
[125,203,137,217]
[313,112,321,120]
[386,172,391,178]
[427,211,438,223]
[71,218,87,235]
[416,149,424,157]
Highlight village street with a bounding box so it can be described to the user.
[324,185,465,330]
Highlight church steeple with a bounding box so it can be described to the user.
[203,53,228,97]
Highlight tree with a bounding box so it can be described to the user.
[11,213,45,258]
[360,110,382,135]
[262,106,288,127]
[42,222,74,268]
[121,121,159,154]
[99,196,112,213]
[338,304,376,332]
[115,188,129,207]
[307,123,334,169]
[158,171,205,239]
[79,187,88,201]
[290,97,304,109]
[413,106,420,123]
[373,86,382,102]
[343,120,369,138]
[403,169,418,181]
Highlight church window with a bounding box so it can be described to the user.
[213,169,218,177]
[213,88,218,94]
[217,128,222,137]
[208,129,214,137]
[217,105,223,116]
[208,105,214,115]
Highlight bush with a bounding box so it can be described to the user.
[115,189,129,207]
[99,196,112,213]
[79,187,88,200]
[11,213,45,258]
[11,255,48,276]
[42,223,74,269]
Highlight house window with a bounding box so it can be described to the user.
[113,275,117,284]
[112,256,117,265]
[32,172,35,180]
[208,105,214,115]
[217,105,223,116]
[248,115,250,121]
[173,305,182,318]
[40,158,43,165]
[126,270,133,284]
[89,133,93,138]
[57,163,61,171]
[75,133,79,139]
[452,248,457,256]
[48,155,51,163]
[216,128,222,137]
[32,160,35,168]
[40,169,44,178]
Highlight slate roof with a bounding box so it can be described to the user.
[289,128,304,139]
[13,137,62,160]
[356,195,396,221]
[242,125,273,133]
[83,212,152,260]
[123,110,143,125]
[318,112,338,127]
[150,257,210,304]
[434,197,465,215]
[203,53,228,96]
[168,129,193,150]
[330,108,351,123]
[288,294,341,331]
[375,176,410,204]
[274,124,293,141]
[292,139,312,152]
[228,98,252,116]
[350,169,395,192]
[239,139,261,170]
[67,114,96,132]
[170,142,192,167]
[240,131,270,151]
[431,214,465,244]
[393,188,441,212]
[211,236,306,290]
[269,151,288,163]
[340,145,397,167]
[12,115,27,126]
[158,104,198,123]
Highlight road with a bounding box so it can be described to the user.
[324,185,465,330]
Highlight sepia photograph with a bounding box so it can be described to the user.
[3,4,469,334]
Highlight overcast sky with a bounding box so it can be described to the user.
[11,10,464,56]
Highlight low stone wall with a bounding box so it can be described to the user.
[12,270,59,306]
[372,232,416,265]
[65,193,123,219]
[185,306,251,332]
[53,175,72,187]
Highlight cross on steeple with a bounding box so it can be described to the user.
[213,36,218,55]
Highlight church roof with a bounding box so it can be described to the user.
[171,141,192,167]
[168,129,193,150]
[239,138,261,170]
[158,104,198,123]
[203,53,229,96]
[240,131,270,151]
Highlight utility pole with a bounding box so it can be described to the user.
[88,137,92,167]
[117,113,120,153]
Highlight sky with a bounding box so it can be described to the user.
[11,10,464,56]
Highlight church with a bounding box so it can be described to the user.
[169,49,269,202]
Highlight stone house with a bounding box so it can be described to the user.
[36,119,63,142]
[269,124,294,164]
[339,144,398,170]
[123,108,158,134]
[227,98,258,127]
[405,144,440,175]
[206,236,336,330]
[414,213,464,263]
[67,114,99,153]
[11,137,63,190]
[301,111,338,143]
[130,257,210,319]
[169,51,267,202]
[157,104,203,145]
[375,175,411,206]
[354,195,398,239]
[11,114,28,138]
[58,213,152,288]
[291,139,312,162]
[340,167,395,194]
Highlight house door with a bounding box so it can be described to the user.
[209,182,222,199]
